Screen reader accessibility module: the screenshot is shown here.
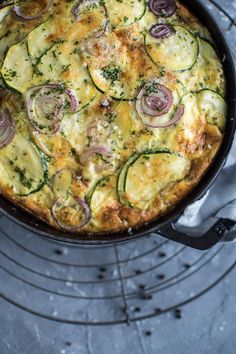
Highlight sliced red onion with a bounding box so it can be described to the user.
[100,98,111,108]
[75,197,90,223]
[136,81,173,117]
[38,95,64,122]
[80,146,110,165]
[65,89,79,113]
[52,197,90,231]
[136,78,185,128]
[0,111,8,127]
[81,34,112,58]
[32,132,54,157]
[49,122,61,135]
[0,109,15,149]
[141,104,184,128]
[148,0,177,17]
[174,104,184,120]
[95,19,109,38]
[12,0,52,21]
[87,119,112,142]
[72,0,100,20]
[26,84,78,134]
[26,85,63,134]
[150,24,173,39]
[87,121,98,139]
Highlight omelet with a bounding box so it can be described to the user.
[0,0,226,234]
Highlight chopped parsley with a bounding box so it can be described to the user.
[101,65,121,87]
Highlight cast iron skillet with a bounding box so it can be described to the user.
[0,0,236,249]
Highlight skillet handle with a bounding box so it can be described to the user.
[158,218,236,250]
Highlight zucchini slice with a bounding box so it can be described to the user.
[88,175,119,228]
[89,176,118,216]
[61,94,104,157]
[0,30,20,69]
[36,42,67,79]
[51,168,72,200]
[0,5,12,25]
[197,38,225,95]
[62,99,134,165]
[117,153,140,207]
[70,0,108,40]
[27,2,77,64]
[166,91,224,154]
[196,89,227,129]
[118,151,190,209]
[27,19,59,65]
[61,111,91,157]
[32,131,71,158]
[0,135,48,196]
[89,63,139,100]
[105,0,146,27]
[145,25,199,72]
[84,32,141,100]
[28,1,107,64]
[177,38,225,95]
[171,92,205,150]
[1,41,34,93]
[0,10,45,69]
[36,41,98,108]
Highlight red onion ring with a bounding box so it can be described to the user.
[26,84,79,134]
[0,109,15,149]
[87,119,111,142]
[32,131,54,157]
[136,78,185,128]
[0,111,8,127]
[100,98,111,108]
[75,197,90,223]
[80,146,110,165]
[65,89,79,113]
[150,24,173,39]
[142,104,184,128]
[95,19,109,39]
[136,81,173,117]
[26,85,63,134]
[12,0,52,21]
[87,121,98,139]
[52,197,90,231]
[72,0,100,20]
[148,0,177,17]
[37,95,64,122]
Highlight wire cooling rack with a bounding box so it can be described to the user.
[0,0,236,326]
[0,211,236,326]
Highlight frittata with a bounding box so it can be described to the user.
[0,0,227,234]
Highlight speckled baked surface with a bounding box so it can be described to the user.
[0,0,226,234]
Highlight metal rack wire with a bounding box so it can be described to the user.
[0,0,236,326]
[0,210,236,326]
